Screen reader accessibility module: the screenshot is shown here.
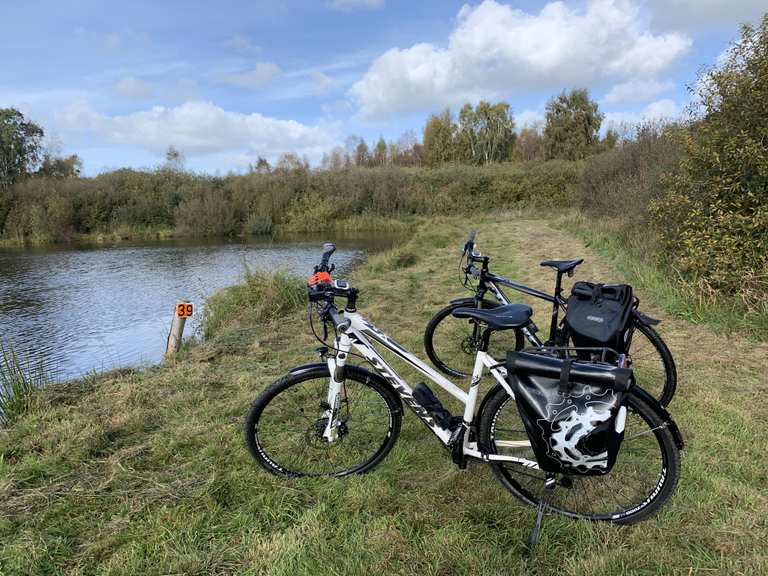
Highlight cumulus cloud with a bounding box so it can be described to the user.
[222,62,281,89]
[114,77,153,99]
[58,101,339,161]
[328,0,384,11]
[602,78,674,104]
[350,0,691,118]
[645,0,765,31]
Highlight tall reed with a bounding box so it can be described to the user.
[0,342,48,426]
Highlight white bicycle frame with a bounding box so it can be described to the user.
[322,309,538,468]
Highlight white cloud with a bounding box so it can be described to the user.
[602,78,674,104]
[58,101,339,162]
[114,77,153,99]
[645,0,765,31]
[350,0,691,119]
[222,62,282,89]
[328,0,384,11]
[643,99,680,119]
[604,98,681,127]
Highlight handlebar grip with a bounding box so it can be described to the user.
[318,243,336,272]
[328,306,350,333]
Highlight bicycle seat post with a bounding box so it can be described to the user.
[548,271,565,343]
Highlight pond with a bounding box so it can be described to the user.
[0,232,400,380]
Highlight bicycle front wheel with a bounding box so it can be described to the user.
[245,365,402,477]
[478,385,681,524]
[628,321,677,406]
[424,299,524,378]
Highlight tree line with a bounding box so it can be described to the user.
[318,89,616,170]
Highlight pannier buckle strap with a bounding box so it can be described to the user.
[592,283,604,304]
[558,359,573,394]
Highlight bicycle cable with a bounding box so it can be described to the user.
[458,252,477,294]
[307,302,372,363]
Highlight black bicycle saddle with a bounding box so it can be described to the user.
[451,303,533,330]
[540,259,584,273]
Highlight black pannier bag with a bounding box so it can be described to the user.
[506,351,632,476]
[565,282,634,360]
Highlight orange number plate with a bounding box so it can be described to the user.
[176,303,194,317]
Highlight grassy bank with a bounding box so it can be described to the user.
[1,214,766,575]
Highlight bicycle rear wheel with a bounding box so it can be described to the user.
[245,365,402,477]
[478,385,680,524]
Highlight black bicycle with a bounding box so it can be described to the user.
[424,231,677,406]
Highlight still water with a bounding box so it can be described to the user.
[0,233,399,380]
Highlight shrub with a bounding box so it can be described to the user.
[580,122,681,223]
[651,16,768,307]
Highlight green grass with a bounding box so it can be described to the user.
[558,212,768,341]
[0,214,765,575]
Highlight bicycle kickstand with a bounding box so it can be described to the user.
[525,473,557,552]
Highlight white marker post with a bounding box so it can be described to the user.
[166,301,193,358]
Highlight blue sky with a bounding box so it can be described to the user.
[1,0,764,174]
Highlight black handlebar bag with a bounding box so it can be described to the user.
[565,282,634,360]
[506,351,632,476]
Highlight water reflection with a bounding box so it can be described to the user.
[0,232,398,380]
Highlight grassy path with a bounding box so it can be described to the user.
[1,214,765,575]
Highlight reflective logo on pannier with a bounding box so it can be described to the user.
[537,389,617,473]
[586,315,604,323]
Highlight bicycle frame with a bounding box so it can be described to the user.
[323,309,538,467]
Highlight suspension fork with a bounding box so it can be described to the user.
[322,333,351,442]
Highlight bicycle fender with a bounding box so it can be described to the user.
[633,310,662,326]
[630,385,684,449]
[288,362,326,376]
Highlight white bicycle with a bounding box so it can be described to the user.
[245,243,682,528]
